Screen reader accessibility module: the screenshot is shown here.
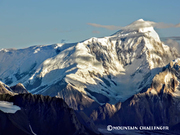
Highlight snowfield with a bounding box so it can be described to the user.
[0,101,21,113]
[0,19,179,104]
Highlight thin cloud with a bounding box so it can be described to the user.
[153,22,180,29]
[175,23,180,27]
[87,23,122,30]
[165,38,180,54]
[87,20,180,31]
[152,22,174,29]
[122,20,154,31]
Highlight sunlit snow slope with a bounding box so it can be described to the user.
[0,19,179,104]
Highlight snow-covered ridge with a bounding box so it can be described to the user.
[0,44,63,85]
[0,19,179,104]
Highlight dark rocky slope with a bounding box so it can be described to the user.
[0,93,97,135]
[87,61,180,134]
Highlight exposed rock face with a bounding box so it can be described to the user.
[0,93,97,135]
[0,81,13,95]
[56,84,99,111]
[10,83,28,94]
[89,102,121,124]
[109,92,180,127]
[87,92,180,134]
[146,59,180,96]
[85,60,180,134]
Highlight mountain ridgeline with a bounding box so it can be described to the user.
[0,19,178,104]
[0,19,180,134]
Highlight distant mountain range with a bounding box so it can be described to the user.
[0,19,180,135]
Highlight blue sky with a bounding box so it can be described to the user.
[0,0,180,49]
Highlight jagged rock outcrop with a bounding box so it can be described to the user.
[109,92,180,127]
[146,59,180,96]
[0,81,13,95]
[87,59,180,134]
[10,83,28,94]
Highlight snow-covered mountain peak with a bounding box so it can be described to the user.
[124,19,153,31]
[137,19,144,21]
[113,19,160,42]
[0,20,179,104]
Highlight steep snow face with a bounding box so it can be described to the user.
[0,19,178,104]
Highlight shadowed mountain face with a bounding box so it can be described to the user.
[10,83,29,94]
[85,60,180,134]
[90,92,180,135]
[0,82,28,95]
[110,92,180,127]
[0,93,97,135]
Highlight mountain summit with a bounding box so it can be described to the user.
[114,19,160,41]
[124,19,153,31]
[0,19,179,105]
[1,19,180,135]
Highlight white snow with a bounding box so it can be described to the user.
[0,19,178,104]
[29,124,37,135]
[114,19,161,42]
[0,44,59,86]
[164,72,173,84]
[0,101,21,113]
[150,89,158,95]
